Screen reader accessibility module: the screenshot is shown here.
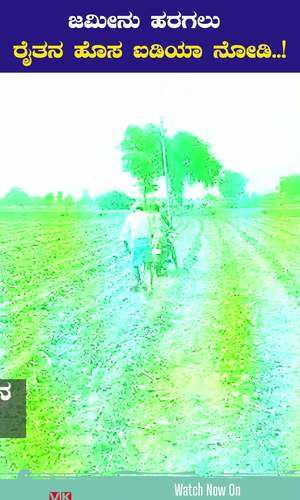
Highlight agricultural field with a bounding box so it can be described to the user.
[0,206,299,476]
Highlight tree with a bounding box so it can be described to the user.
[56,191,64,207]
[278,175,300,197]
[2,187,31,207]
[96,191,134,210]
[44,193,55,207]
[64,195,75,208]
[166,135,187,206]
[120,124,163,202]
[218,170,248,203]
[120,125,223,207]
[167,132,222,205]
[78,190,92,207]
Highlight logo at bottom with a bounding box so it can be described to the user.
[49,493,72,500]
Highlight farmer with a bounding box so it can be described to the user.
[121,201,153,291]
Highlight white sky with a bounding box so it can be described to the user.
[0,73,299,199]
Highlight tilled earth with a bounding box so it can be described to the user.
[0,208,299,476]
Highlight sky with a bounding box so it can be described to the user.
[0,73,299,199]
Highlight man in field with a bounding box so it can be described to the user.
[121,202,153,291]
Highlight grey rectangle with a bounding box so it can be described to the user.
[0,379,26,438]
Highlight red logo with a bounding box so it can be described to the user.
[49,493,72,500]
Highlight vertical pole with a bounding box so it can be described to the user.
[160,117,172,223]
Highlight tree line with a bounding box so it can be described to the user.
[120,123,300,207]
[0,122,299,210]
[0,188,136,210]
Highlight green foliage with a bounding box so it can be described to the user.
[218,170,248,201]
[96,191,134,210]
[120,125,223,206]
[2,187,31,206]
[200,193,219,208]
[56,191,64,206]
[278,175,300,196]
[78,190,93,206]
[64,195,75,207]
[44,193,55,206]
[120,124,163,197]
[166,135,187,205]
[170,132,222,186]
